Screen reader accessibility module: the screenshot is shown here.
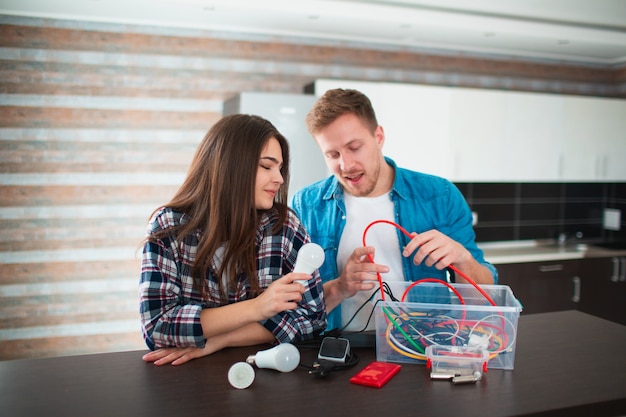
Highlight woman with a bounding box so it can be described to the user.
[139,114,326,365]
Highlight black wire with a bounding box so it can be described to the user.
[339,287,379,333]
[354,282,401,332]
[301,281,406,376]
[339,282,401,334]
[308,350,360,378]
[382,281,400,301]
[349,299,380,334]
[303,283,406,377]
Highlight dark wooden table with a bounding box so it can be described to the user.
[1,310,625,417]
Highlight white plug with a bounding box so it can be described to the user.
[468,334,490,350]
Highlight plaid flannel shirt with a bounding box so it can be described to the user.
[139,207,326,350]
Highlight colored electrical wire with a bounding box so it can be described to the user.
[382,311,510,361]
[361,219,516,366]
[362,219,497,307]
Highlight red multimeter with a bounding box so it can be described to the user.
[349,361,401,388]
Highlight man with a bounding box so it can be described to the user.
[291,88,497,332]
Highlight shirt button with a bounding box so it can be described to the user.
[342,216,346,220]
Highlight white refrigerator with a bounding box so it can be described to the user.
[223,92,329,202]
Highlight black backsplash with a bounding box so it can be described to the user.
[454,182,626,243]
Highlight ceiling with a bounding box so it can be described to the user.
[2,0,626,66]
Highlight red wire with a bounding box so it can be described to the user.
[400,278,465,303]
[361,219,497,307]
[362,220,509,359]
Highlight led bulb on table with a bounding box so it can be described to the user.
[246,343,300,373]
[293,243,324,286]
[227,361,255,389]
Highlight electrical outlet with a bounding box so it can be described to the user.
[603,209,621,231]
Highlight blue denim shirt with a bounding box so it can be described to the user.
[291,157,498,330]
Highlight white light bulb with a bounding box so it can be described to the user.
[293,243,325,286]
[227,361,255,389]
[246,343,300,373]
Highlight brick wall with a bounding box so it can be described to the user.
[1,15,624,360]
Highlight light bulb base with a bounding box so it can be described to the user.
[228,362,255,389]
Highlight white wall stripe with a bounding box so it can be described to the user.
[0,278,138,297]
[0,246,139,264]
[0,46,321,73]
[0,94,223,112]
[0,320,141,340]
[0,204,157,220]
[0,172,185,185]
[0,128,205,143]
[0,300,139,320]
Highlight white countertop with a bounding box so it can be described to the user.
[478,240,602,265]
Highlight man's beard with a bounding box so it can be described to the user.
[340,163,379,197]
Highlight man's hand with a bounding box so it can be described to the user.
[336,246,389,299]
[402,230,471,270]
[402,229,494,285]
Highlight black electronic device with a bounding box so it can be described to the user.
[317,337,350,363]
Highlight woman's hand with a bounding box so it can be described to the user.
[142,341,220,366]
[253,273,308,319]
[143,274,308,366]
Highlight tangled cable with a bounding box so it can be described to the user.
[362,219,497,306]
[362,220,515,363]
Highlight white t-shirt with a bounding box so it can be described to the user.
[337,192,405,331]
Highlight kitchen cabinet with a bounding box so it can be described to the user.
[496,256,626,325]
[561,96,626,181]
[496,260,581,314]
[579,256,626,325]
[448,88,507,180]
[449,89,565,181]
[313,78,626,181]
[381,82,453,179]
[502,92,564,181]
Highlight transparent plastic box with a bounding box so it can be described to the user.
[374,282,522,370]
[426,345,489,382]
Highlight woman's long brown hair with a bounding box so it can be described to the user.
[146,114,290,300]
